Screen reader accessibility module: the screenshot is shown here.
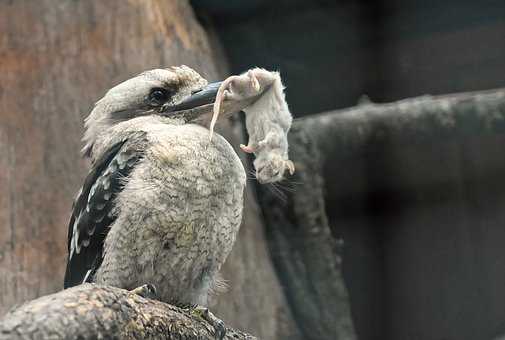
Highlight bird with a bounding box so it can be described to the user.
[64,66,254,335]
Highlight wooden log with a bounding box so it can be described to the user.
[0,284,256,340]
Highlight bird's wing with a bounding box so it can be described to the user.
[64,132,147,288]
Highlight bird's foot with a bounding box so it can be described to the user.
[187,305,226,340]
[129,284,157,299]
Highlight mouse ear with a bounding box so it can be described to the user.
[285,160,295,175]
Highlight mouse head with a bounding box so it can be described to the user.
[254,151,295,184]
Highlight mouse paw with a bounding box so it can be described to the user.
[247,70,261,92]
[285,160,295,175]
[240,144,255,153]
[247,68,277,88]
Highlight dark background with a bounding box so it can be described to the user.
[194,0,505,115]
[193,1,505,340]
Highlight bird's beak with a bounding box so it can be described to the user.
[160,80,259,123]
[159,82,221,121]
[170,82,223,113]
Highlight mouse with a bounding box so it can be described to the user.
[211,68,295,184]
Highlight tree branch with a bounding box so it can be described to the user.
[0,284,256,340]
[296,88,505,160]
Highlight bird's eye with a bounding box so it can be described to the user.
[149,88,170,106]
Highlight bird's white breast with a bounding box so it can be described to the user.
[95,117,246,305]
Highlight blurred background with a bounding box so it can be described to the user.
[1,1,505,340]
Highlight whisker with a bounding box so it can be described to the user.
[282,178,303,186]
[267,183,287,203]
[275,182,297,193]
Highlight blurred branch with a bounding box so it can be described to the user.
[0,284,256,340]
[296,88,505,160]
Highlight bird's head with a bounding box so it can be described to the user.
[83,65,225,156]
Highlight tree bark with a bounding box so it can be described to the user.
[0,1,300,339]
[0,284,256,340]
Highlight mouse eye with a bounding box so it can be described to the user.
[149,88,171,106]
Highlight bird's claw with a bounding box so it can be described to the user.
[129,284,157,299]
[190,305,227,340]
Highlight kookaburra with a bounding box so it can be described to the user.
[64,65,292,335]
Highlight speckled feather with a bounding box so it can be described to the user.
[64,133,147,288]
[68,116,245,306]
